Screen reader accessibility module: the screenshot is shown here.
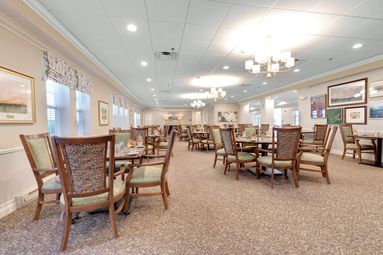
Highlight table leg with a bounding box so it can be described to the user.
[376,138,382,167]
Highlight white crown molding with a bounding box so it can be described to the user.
[239,53,383,103]
[0,147,23,156]
[23,0,144,108]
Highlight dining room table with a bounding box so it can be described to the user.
[353,133,383,168]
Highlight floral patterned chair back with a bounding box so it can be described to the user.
[313,124,328,142]
[273,127,302,160]
[220,128,236,156]
[54,136,113,196]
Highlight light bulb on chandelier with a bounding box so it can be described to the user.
[190,99,206,109]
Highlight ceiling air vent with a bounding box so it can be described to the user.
[154,51,178,61]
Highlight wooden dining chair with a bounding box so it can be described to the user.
[211,126,226,167]
[297,126,338,184]
[256,127,302,188]
[260,124,269,136]
[19,133,62,221]
[125,130,178,211]
[201,125,214,150]
[132,127,154,155]
[301,124,328,148]
[339,124,376,163]
[220,128,258,180]
[53,135,126,251]
[109,129,131,174]
[186,126,201,151]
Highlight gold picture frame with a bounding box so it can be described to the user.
[98,100,109,126]
[0,66,35,123]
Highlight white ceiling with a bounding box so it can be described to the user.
[35,0,383,108]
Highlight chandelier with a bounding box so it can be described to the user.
[204,87,226,101]
[190,99,206,108]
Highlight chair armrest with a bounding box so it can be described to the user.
[144,155,166,159]
[113,165,126,178]
[130,161,165,168]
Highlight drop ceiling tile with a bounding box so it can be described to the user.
[149,21,184,51]
[110,17,150,38]
[146,0,189,23]
[187,0,232,26]
[99,0,146,19]
[234,0,279,7]
[179,41,209,55]
[346,0,383,18]
[220,4,269,29]
[39,0,104,15]
[182,24,217,43]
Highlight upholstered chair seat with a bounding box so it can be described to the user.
[227,152,256,162]
[299,153,324,164]
[41,178,62,193]
[130,166,162,184]
[257,156,294,167]
[216,148,225,156]
[345,143,374,150]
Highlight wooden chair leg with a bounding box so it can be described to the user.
[55,193,61,203]
[123,184,131,212]
[235,162,240,180]
[213,154,217,167]
[291,166,299,188]
[108,203,118,238]
[342,148,346,159]
[358,149,362,163]
[352,150,356,159]
[60,209,72,251]
[224,162,229,175]
[34,192,44,221]
[271,168,275,188]
[324,166,331,184]
[161,183,169,209]
[165,181,170,196]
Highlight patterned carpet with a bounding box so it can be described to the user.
[0,141,382,254]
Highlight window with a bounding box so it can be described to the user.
[119,106,124,128]
[124,108,129,128]
[292,111,300,126]
[250,112,261,126]
[274,108,282,127]
[46,80,70,136]
[134,112,141,127]
[113,104,119,128]
[76,90,90,136]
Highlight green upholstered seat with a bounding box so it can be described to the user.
[159,141,168,148]
[60,179,125,207]
[300,152,324,164]
[201,139,214,144]
[345,143,374,149]
[217,148,225,156]
[192,139,201,143]
[341,126,354,143]
[26,138,53,174]
[244,127,257,138]
[130,166,162,184]
[114,133,131,145]
[41,178,62,192]
[147,144,154,150]
[227,152,256,162]
[257,156,293,167]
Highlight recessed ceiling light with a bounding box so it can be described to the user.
[146,78,152,82]
[224,98,228,100]
[222,65,229,70]
[154,98,158,101]
[293,68,300,72]
[153,94,157,97]
[231,95,234,98]
[151,88,155,91]
[199,89,204,92]
[352,43,363,49]
[127,24,137,32]
[262,81,267,85]
[141,61,148,66]
[293,90,297,93]
[243,90,247,93]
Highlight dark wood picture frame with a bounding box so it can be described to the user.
[344,106,367,125]
[98,100,109,126]
[327,78,367,107]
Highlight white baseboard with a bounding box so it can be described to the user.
[0,199,17,220]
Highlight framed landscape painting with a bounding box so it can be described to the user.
[344,106,367,124]
[369,80,383,98]
[327,78,367,107]
[0,66,35,123]
[369,101,383,119]
[218,111,238,123]
[327,108,342,124]
[311,94,326,119]
[98,100,109,126]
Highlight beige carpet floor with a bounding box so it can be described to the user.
[0,141,382,254]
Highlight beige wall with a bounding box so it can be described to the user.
[0,6,142,218]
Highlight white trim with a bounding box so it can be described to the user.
[0,199,17,220]
[0,147,23,155]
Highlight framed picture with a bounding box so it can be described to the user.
[327,78,367,107]
[369,101,383,119]
[327,108,343,125]
[311,94,326,119]
[98,100,109,126]
[218,111,238,123]
[0,66,35,123]
[344,106,367,124]
[369,80,383,98]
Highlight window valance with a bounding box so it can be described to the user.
[43,51,93,94]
